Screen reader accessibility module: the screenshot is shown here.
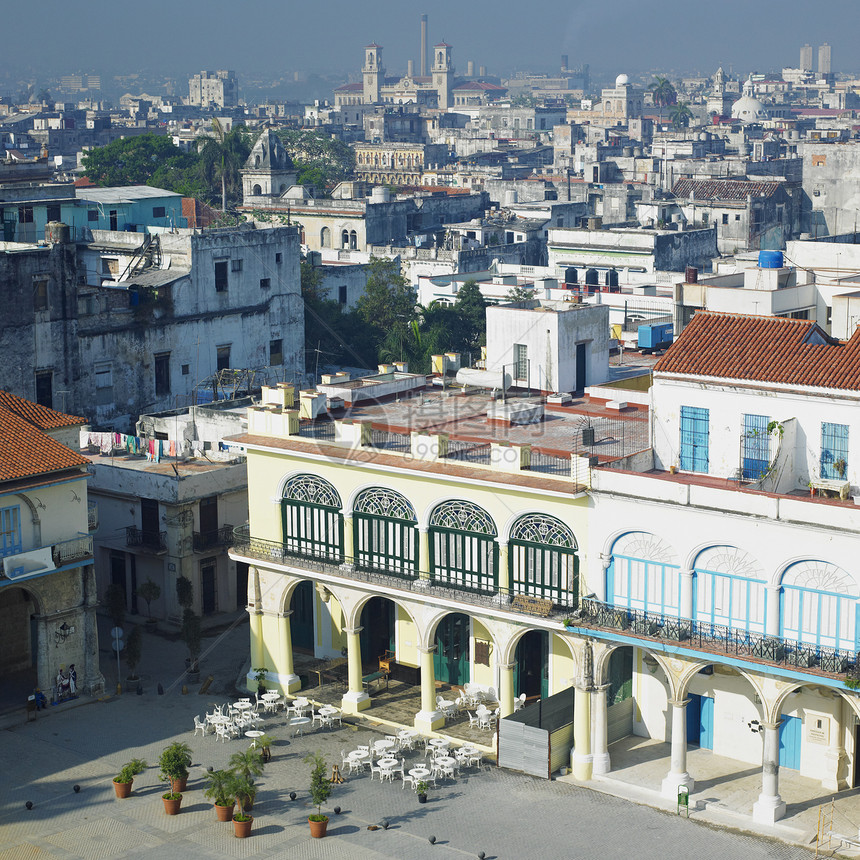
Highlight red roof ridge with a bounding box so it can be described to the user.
[0,390,86,429]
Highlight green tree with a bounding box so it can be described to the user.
[199,119,252,212]
[648,76,677,123]
[355,257,417,356]
[276,129,355,193]
[125,625,142,679]
[670,101,694,130]
[81,134,184,187]
[505,283,535,303]
[453,280,487,352]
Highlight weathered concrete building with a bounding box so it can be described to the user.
[798,140,860,237]
[188,70,239,109]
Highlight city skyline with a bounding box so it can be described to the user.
[1,0,855,84]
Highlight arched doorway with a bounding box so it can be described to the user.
[514,629,548,700]
[434,612,470,685]
[359,596,395,670]
[290,580,314,652]
[0,586,39,698]
[606,646,634,744]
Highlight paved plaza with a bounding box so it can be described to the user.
[0,614,839,859]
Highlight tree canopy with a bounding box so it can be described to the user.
[276,129,355,192]
[81,134,187,187]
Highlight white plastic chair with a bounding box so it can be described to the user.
[467,711,479,729]
[215,724,231,743]
[369,760,383,781]
[514,693,527,712]
[193,715,208,737]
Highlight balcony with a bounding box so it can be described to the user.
[193,525,234,553]
[577,597,856,683]
[87,501,98,531]
[125,526,167,552]
[1,534,93,581]
[230,525,576,617]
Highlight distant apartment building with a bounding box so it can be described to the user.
[188,70,239,108]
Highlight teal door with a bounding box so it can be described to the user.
[687,694,713,748]
[434,614,470,685]
[779,715,801,770]
[290,581,314,651]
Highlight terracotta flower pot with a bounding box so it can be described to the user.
[113,779,132,799]
[170,776,188,794]
[215,802,235,822]
[233,815,253,838]
[162,794,182,815]
[308,816,329,838]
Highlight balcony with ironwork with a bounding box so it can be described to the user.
[87,501,98,532]
[230,525,577,618]
[125,526,167,552]
[1,534,94,582]
[575,596,858,686]
[193,525,234,553]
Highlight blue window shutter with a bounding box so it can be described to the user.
[680,407,709,473]
[820,422,849,479]
[742,413,769,479]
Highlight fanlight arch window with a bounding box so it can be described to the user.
[781,560,859,651]
[429,500,497,593]
[252,183,262,195]
[509,514,578,606]
[280,474,343,561]
[341,230,350,249]
[352,487,417,576]
[694,545,766,634]
[607,531,680,617]
[320,227,331,248]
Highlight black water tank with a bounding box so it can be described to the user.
[585,268,600,286]
[605,268,619,288]
[565,266,578,285]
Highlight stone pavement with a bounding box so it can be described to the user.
[0,614,836,859]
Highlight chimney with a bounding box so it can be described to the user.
[420,14,428,77]
[407,59,414,77]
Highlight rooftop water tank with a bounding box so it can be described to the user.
[758,250,784,269]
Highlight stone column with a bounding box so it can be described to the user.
[247,605,264,693]
[418,527,431,581]
[752,720,787,824]
[498,660,516,718]
[415,645,444,732]
[766,585,781,638]
[599,554,612,602]
[497,541,510,601]
[679,568,694,620]
[274,610,301,693]
[81,563,105,695]
[341,626,370,714]
[661,698,695,797]
[572,682,593,780]
[592,683,612,775]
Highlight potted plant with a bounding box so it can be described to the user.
[305,751,332,838]
[254,733,276,763]
[231,773,256,838]
[228,748,265,811]
[113,758,147,799]
[162,790,182,815]
[125,625,142,689]
[204,769,238,822]
[136,579,161,624]
[159,741,192,794]
[834,457,848,478]
[181,609,202,680]
[414,780,429,804]
[253,667,268,694]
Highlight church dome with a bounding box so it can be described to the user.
[731,77,768,123]
[615,73,630,87]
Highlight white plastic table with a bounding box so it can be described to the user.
[377,759,399,781]
[233,701,253,711]
[289,716,311,736]
[408,767,430,779]
[245,730,264,747]
[373,739,395,753]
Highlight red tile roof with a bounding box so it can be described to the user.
[0,391,86,429]
[335,82,364,92]
[0,408,88,483]
[654,311,860,391]
[671,178,783,201]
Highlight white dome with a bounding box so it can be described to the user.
[731,95,768,123]
[615,73,630,87]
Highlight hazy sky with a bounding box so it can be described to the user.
[5,0,857,81]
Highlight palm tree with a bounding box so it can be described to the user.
[648,76,677,124]
[199,119,251,212]
[669,102,693,130]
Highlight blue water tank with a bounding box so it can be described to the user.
[758,250,784,269]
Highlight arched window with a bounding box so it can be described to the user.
[320,227,331,248]
[607,531,680,617]
[349,230,357,250]
[252,183,262,196]
[254,155,261,167]
[509,514,578,606]
[341,230,350,249]
[281,474,343,561]
[781,561,858,651]
[353,488,417,576]
[694,545,765,634]
[429,500,497,593]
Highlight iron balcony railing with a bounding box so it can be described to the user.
[527,450,572,477]
[369,429,411,453]
[126,526,167,552]
[193,525,234,553]
[297,421,336,440]
[445,439,492,466]
[231,525,578,614]
[578,597,856,678]
[87,501,98,531]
